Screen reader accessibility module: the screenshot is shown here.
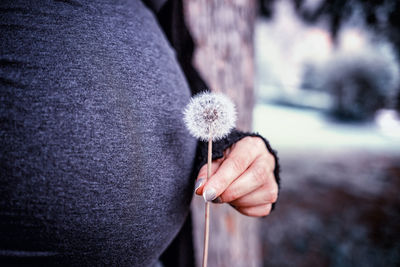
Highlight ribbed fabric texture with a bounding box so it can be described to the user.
[0,1,197,266]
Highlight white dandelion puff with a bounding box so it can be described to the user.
[183,92,236,141]
[183,91,236,267]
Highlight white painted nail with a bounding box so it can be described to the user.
[203,188,217,202]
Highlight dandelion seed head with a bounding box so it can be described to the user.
[183,92,236,141]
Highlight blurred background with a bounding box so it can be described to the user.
[186,0,400,266]
[254,0,400,266]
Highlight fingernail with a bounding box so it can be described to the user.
[203,188,217,202]
[212,197,222,204]
[195,178,205,193]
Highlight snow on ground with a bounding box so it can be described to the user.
[253,103,400,154]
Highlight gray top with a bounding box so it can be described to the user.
[0,0,197,266]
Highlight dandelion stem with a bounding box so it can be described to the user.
[202,136,212,267]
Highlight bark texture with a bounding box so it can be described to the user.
[184,1,261,266]
[185,0,256,131]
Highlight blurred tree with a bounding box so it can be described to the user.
[184,0,261,266]
[319,51,392,120]
[259,0,275,18]
[294,0,400,115]
[259,0,400,51]
[260,0,400,112]
[292,0,400,50]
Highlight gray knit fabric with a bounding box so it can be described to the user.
[0,0,197,266]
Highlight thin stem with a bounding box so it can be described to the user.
[202,136,212,267]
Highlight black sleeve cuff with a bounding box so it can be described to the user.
[193,129,281,211]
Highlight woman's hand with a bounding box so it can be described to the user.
[195,136,278,217]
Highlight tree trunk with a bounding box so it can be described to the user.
[184,1,261,266]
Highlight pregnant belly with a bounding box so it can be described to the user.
[0,0,197,265]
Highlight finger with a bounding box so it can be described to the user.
[229,183,278,208]
[219,154,275,203]
[202,137,265,202]
[234,204,272,217]
[195,159,222,195]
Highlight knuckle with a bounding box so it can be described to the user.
[259,154,274,172]
[247,136,266,151]
[242,136,254,144]
[229,156,245,173]
[267,194,277,204]
[265,153,276,169]
[253,137,265,148]
[222,188,240,202]
[262,192,271,203]
[253,165,267,185]
[223,147,232,158]
[267,187,278,203]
